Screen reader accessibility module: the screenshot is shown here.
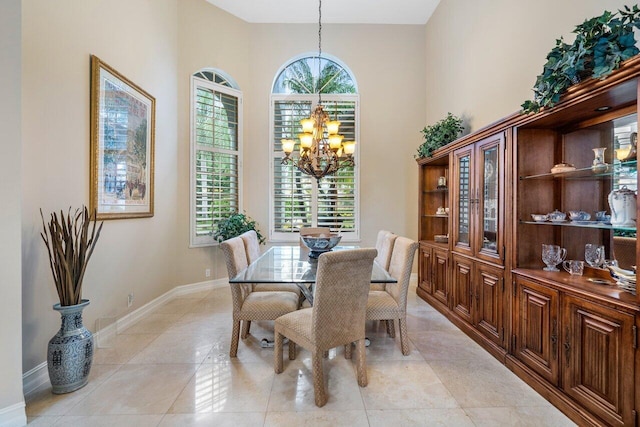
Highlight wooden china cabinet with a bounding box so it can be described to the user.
[417,57,640,426]
[417,153,450,310]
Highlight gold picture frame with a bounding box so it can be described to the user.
[90,55,155,219]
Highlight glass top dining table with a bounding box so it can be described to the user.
[229,245,397,304]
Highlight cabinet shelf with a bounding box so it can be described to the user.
[423,188,449,194]
[423,214,449,218]
[520,220,636,232]
[519,160,637,181]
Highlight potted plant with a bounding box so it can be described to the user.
[213,212,265,244]
[40,206,103,394]
[522,5,640,113]
[415,113,464,159]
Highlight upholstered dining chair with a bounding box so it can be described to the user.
[239,230,301,298]
[366,236,418,355]
[274,248,377,407]
[220,236,299,357]
[370,230,397,291]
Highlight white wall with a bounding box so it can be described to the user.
[246,23,426,248]
[174,1,427,283]
[19,0,423,387]
[425,0,635,132]
[21,0,179,373]
[17,0,634,402]
[175,0,251,285]
[0,1,27,424]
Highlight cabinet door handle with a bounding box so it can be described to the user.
[550,319,557,360]
[564,326,571,367]
[475,188,479,215]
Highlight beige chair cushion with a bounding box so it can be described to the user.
[238,230,301,296]
[274,248,377,407]
[366,236,418,355]
[220,236,299,357]
[370,230,397,290]
[375,230,397,271]
[239,230,261,264]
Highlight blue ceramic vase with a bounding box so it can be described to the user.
[47,299,93,394]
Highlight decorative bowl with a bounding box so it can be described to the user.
[568,210,591,221]
[547,209,566,222]
[531,213,548,222]
[550,162,576,174]
[300,234,342,258]
[434,234,448,243]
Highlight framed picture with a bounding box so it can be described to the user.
[90,55,155,219]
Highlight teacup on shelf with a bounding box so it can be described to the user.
[547,209,566,222]
[568,210,591,221]
[531,213,548,222]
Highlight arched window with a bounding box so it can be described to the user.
[190,68,242,247]
[270,55,359,242]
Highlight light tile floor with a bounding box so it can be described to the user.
[26,281,576,426]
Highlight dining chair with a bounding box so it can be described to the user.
[370,230,397,291]
[239,230,301,297]
[220,236,300,357]
[274,248,377,407]
[366,236,418,355]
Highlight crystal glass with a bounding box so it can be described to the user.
[542,244,567,272]
[585,244,605,268]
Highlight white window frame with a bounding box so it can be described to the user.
[190,73,243,247]
[269,93,360,243]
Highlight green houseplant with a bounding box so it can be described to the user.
[416,113,464,159]
[522,5,640,113]
[40,206,103,394]
[213,212,266,244]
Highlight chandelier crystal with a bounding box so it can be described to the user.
[280,0,356,181]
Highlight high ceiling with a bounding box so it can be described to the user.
[205,0,441,25]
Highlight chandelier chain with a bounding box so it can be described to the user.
[318,0,322,105]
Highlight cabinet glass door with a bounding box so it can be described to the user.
[476,133,504,264]
[481,146,499,252]
[457,152,471,247]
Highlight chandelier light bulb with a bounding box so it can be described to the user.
[281,139,295,154]
[343,141,356,155]
[301,118,315,133]
[326,120,341,135]
[328,134,343,150]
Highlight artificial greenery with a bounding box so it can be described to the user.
[416,113,464,159]
[40,206,103,306]
[213,212,266,244]
[522,5,640,113]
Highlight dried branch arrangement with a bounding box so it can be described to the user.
[40,206,103,306]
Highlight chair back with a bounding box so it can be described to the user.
[312,248,377,349]
[300,227,331,236]
[220,236,251,309]
[375,230,397,270]
[240,230,261,264]
[385,236,418,310]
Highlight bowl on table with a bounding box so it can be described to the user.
[300,233,342,258]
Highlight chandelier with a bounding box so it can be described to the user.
[280,0,356,181]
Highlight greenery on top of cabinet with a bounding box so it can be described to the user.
[522,5,640,113]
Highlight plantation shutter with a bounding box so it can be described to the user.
[194,84,239,240]
[317,100,356,232]
[271,97,357,237]
[272,100,313,232]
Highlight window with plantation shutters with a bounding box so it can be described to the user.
[270,56,359,242]
[190,70,242,247]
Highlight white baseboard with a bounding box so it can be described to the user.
[115,278,226,333]
[0,401,27,427]
[22,278,228,399]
